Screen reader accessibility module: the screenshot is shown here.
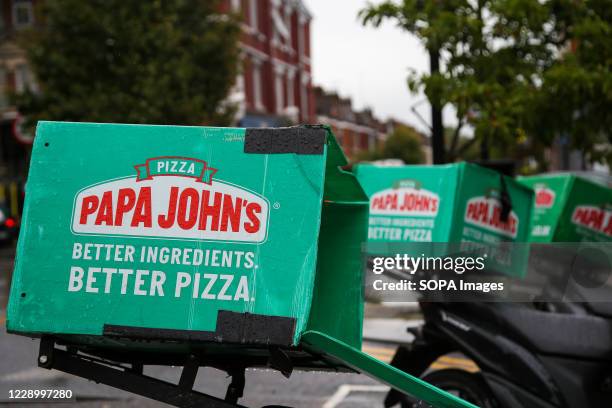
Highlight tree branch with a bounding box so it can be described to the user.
[456,136,479,157]
[449,118,464,156]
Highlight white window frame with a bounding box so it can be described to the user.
[249,0,258,31]
[15,64,29,94]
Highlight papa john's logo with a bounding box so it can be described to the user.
[464,195,518,238]
[370,180,440,217]
[571,205,612,237]
[534,186,555,209]
[71,157,269,243]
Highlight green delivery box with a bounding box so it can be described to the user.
[518,173,612,242]
[7,122,369,351]
[354,162,533,244]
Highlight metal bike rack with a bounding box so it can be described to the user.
[38,337,248,408]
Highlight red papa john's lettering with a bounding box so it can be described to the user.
[371,191,438,213]
[466,199,517,236]
[78,186,262,234]
[572,206,612,236]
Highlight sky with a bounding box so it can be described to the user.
[305,0,431,131]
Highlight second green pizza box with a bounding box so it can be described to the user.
[354,162,534,244]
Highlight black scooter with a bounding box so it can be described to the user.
[384,299,612,407]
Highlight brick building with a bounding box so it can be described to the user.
[314,86,385,160]
[314,86,432,163]
[221,0,314,127]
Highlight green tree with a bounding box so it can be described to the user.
[15,0,241,127]
[360,0,611,170]
[359,124,425,164]
[533,0,612,167]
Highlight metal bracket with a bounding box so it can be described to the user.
[268,347,293,378]
[37,337,247,408]
[224,367,246,404]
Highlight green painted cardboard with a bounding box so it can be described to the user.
[7,122,368,351]
[518,173,612,242]
[354,162,533,244]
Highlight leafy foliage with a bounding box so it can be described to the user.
[360,0,611,170]
[358,124,425,164]
[533,0,612,166]
[15,0,241,127]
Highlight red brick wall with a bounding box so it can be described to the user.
[230,0,313,122]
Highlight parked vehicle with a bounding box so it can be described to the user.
[385,299,612,408]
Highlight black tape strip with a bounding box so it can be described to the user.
[244,127,326,155]
[103,311,296,346]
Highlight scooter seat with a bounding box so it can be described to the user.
[461,303,612,360]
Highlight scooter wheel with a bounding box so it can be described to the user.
[421,369,497,408]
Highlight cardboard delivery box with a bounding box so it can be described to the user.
[7,122,369,352]
[518,173,612,242]
[355,163,533,279]
[354,162,533,244]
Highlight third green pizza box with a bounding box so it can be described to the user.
[518,173,612,242]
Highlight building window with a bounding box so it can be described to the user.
[15,64,37,94]
[271,3,290,47]
[304,23,310,57]
[13,0,33,29]
[286,73,295,107]
[231,0,241,12]
[275,73,284,114]
[300,79,308,121]
[249,0,258,31]
[284,6,292,47]
[297,20,305,57]
[252,62,263,111]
